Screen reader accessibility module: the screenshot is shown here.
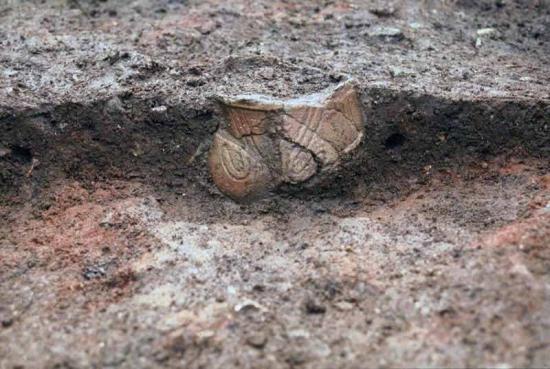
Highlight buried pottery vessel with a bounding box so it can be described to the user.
[209,79,365,201]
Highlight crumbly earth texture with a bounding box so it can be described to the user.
[0,0,549,368]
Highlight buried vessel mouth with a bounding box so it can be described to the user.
[209,79,365,202]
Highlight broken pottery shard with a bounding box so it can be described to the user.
[218,94,282,139]
[208,131,275,201]
[225,107,268,138]
[282,81,364,166]
[281,109,340,165]
[208,79,365,201]
[280,140,317,183]
[325,82,365,132]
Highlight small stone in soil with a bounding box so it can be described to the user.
[369,6,397,18]
[368,26,404,39]
[82,265,106,280]
[334,301,354,311]
[246,332,268,349]
[305,298,326,314]
[389,66,414,78]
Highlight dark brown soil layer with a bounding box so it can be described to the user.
[1,0,549,203]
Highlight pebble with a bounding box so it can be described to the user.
[369,6,397,18]
[475,28,498,48]
[234,299,267,313]
[82,265,106,280]
[287,329,310,339]
[388,66,414,78]
[476,28,497,37]
[246,332,268,349]
[368,26,403,39]
[409,22,425,30]
[334,301,354,311]
[151,105,167,113]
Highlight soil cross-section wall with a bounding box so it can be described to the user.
[1,0,549,203]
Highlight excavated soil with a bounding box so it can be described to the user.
[0,0,549,368]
